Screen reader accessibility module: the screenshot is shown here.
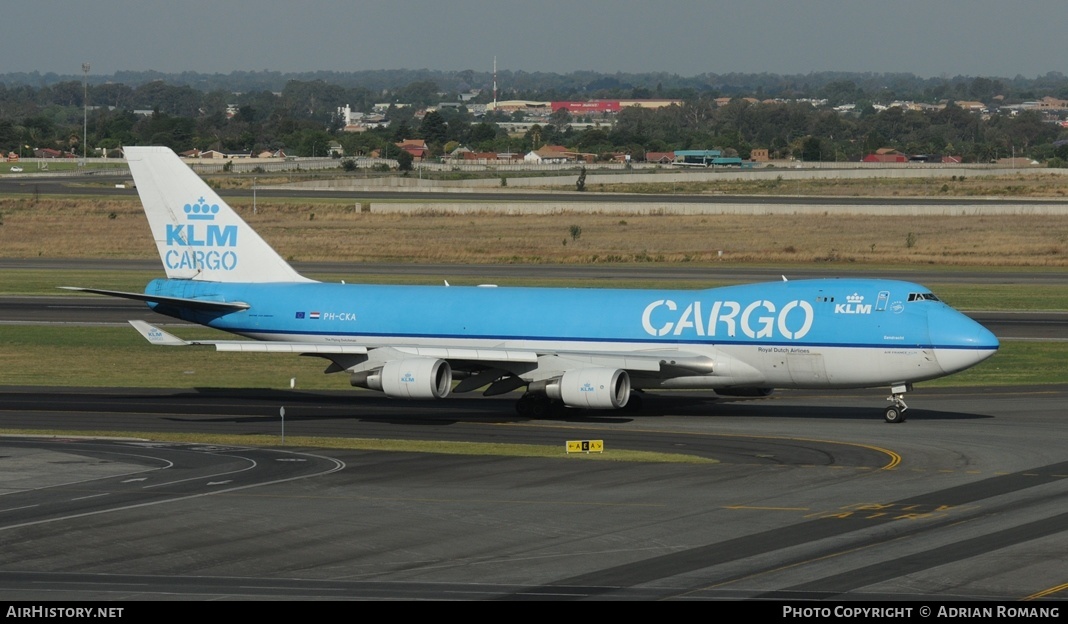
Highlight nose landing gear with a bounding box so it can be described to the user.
[885,384,910,423]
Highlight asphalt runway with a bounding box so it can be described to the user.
[0,385,1066,601]
[6,174,1068,208]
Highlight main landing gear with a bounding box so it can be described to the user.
[885,384,910,423]
[514,391,645,418]
[515,393,565,418]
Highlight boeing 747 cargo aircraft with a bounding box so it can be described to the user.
[65,147,999,422]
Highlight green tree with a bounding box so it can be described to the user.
[801,136,824,162]
[396,148,414,171]
[469,122,499,147]
[394,80,440,106]
[419,110,448,146]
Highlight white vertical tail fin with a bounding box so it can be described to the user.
[125,146,313,283]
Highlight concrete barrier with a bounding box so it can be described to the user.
[364,200,1068,216]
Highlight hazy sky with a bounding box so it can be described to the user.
[5,1,1065,79]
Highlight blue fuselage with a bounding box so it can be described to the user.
[144,277,998,389]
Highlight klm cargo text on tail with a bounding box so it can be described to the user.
[164,198,239,272]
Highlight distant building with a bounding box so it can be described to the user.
[908,154,962,164]
[619,99,682,109]
[488,99,681,113]
[198,150,250,159]
[862,148,907,163]
[1033,96,1068,110]
[487,100,550,113]
[953,101,987,112]
[337,105,390,132]
[674,149,744,167]
[552,100,621,114]
[524,145,573,163]
[395,139,428,160]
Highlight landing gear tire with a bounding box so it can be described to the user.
[623,392,644,413]
[515,393,538,417]
[885,384,910,423]
[516,393,564,419]
[884,405,907,424]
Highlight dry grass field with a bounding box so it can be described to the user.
[593,171,1068,198]
[1,194,1066,267]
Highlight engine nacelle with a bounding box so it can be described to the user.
[351,358,452,399]
[546,368,630,409]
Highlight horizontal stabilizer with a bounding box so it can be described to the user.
[129,321,368,354]
[129,320,190,346]
[61,287,249,311]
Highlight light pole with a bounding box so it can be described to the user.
[82,62,89,165]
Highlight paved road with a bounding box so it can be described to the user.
[5,174,1068,208]
[0,385,1065,601]
[0,436,342,528]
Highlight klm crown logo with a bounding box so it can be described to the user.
[836,292,872,315]
[184,197,220,221]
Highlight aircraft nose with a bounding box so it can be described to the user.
[928,307,1000,374]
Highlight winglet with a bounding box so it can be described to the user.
[129,320,190,346]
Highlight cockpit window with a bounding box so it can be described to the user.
[907,292,941,302]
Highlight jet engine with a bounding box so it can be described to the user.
[351,358,452,399]
[546,368,630,409]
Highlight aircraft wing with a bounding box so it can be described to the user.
[129,321,714,376]
[129,320,368,353]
